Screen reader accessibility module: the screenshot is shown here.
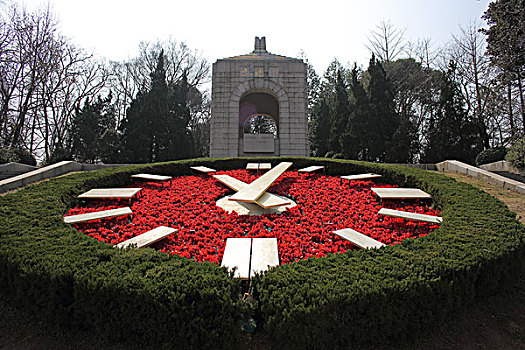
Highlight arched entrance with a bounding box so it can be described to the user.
[239,92,279,154]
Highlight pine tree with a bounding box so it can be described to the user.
[120,51,192,163]
[341,65,370,159]
[328,70,350,154]
[309,97,331,157]
[482,0,525,131]
[366,55,399,161]
[70,93,116,163]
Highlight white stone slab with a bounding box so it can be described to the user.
[221,238,252,279]
[115,226,177,249]
[213,174,247,191]
[371,187,431,199]
[378,208,442,224]
[131,173,172,182]
[213,174,291,209]
[298,165,325,173]
[342,173,382,181]
[333,228,385,250]
[246,163,259,170]
[259,163,272,170]
[190,166,216,173]
[64,207,132,224]
[230,162,292,203]
[78,188,142,199]
[250,238,279,276]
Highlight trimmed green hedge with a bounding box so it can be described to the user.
[0,157,524,349]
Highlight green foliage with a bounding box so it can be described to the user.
[366,55,400,162]
[506,136,525,169]
[328,70,350,154]
[250,158,525,349]
[0,161,246,348]
[70,93,118,163]
[0,157,523,348]
[475,146,507,166]
[421,63,483,164]
[341,65,369,159]
[482,0,525,76]
[120,51,193,163]
[309,98,331,157]
[0,147,36,166]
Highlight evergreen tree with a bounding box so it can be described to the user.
[341,65,370,159]
[70,93,117,163]
[482,0,525,130]
[309,97,331,157]
[366,55,399,161]
[328,70,351,154]
[120,51,192,163]
[421,62,483,163]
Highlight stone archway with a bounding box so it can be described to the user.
[239,92,279,154]
[209,37,308,157]
[228,80,289,156]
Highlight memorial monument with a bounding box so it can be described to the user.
[210,37,308,157]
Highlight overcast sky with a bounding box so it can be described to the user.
[15,0,492,75]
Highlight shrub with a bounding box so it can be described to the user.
[332,152,345,159]
[0,157,523,349]
[0,147,36,166]
[506,137,525,170]
[475,146,507,166]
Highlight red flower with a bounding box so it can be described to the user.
[68,171,440,265]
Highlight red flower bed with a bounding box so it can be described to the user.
[67,170,440,264]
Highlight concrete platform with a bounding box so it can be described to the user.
[437,160,525,195]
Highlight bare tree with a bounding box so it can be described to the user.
[405,38,441,69]
[443,22,501,147]
[0,5,109,161]
[366,20,406,62]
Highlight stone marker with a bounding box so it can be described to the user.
[378,208,442,224]
[221,238,252,279]
[131,174,172,182]
[213,174,290,208]
[258,163,272,170]
[333,228,385,250]
[250,238,279,276]
[341,173,382,181]
[190,166,216,173]
[298,165,325,173]
[246,163,259,170]
[230,162,292,203]
[371,187,431,199]
[115,226,177,249]
[78,188,142,199]
[64,207,132,224]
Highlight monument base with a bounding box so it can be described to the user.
[216,194,296,216]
